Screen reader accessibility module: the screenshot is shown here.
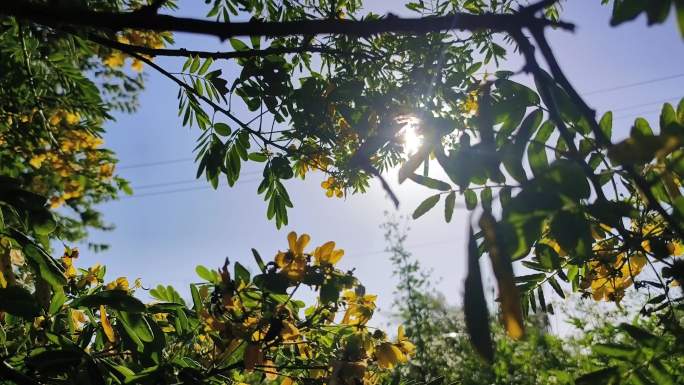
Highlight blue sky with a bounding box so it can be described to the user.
[83,1,684,330]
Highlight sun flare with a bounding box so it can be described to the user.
[400,117,422,155]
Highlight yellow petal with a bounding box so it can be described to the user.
[100,305,116,343]
[329,249,344,264]
[287,232,298,252]
[295,234,311,255]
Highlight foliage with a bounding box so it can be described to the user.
[1,0,684,384]
[0,204,409,384]
[386,220,684,385]
[0,1,167,249]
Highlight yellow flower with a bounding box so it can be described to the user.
[341,290,377,326]
[64,112,80,125]
[131,59,144,72]
[61,247,79,279]
[589,253,647,302]
[321,176,344,198]
[395,325,415,357]
[314,241,344,265]
[48,112,62,126]
[463,91,479,114]
[50,196,65,209]
[100,163,115,178]
[29,154,46,169]
[77,264,103,288]
[375,342,405,369]
[288,231,310,256]
[103,52,125,68]
[9,249,24,266]
[70,309,87,331]
[105,277,129,291]
[275,232,311,282]
[280,320,300,341]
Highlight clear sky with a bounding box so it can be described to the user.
[83,0,684,331]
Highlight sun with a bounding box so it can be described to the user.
[399,117,422,155]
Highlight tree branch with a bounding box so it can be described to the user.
[1,0,573,40]
[87,33,291,154]
[528,25,684,240]
[89,34,371,61]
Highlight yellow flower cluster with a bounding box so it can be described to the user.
[60,248,107,289]
[321,176,344,198]
[585,253,647,302]
[295,152,332,178]
[341,290,377,326]
[275,231,345,282]
[103,31,170,72]
[21,112,115,208]
[48,110,80,127]
[461,90,479,117]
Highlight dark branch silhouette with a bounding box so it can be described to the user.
[0,1,572,40]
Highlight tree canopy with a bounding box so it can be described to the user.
[1,0,684,384]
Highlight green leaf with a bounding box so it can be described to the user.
[234,261,250,284]
[464,189,477,210]
[632,118,654,137]
[676,0,684,38]
[445,191,456,223]
[611,0,646,25]
[49,289,67,316]
[0,286,41,319]
[252,248,267,273]
[412,194,440,219]
[190,284,203,313]
[189,56,200,73]
[550,210,592,258]
[197,57,213,75]
[195,265,215,282]
[31,209,56,235]
[320,282,340,303]
[213,122,231,136]
[230,38,249,52]
[118,311,154,343]
[620,323,664,349]
[399,148,428,184]
[70,290,145,313]
[575,367,620,385]
[648,360,675,385]
[528,121,554,176]
[599,111,613,140]
[23,244,67,290]
[592,343,638,359]
[480,187,493,211]
[408,174,451,191]
[248,152,268,162]
[463,227,493,363]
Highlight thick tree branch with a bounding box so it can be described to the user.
[0,1,573,40]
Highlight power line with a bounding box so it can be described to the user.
[134,170,263,190]
[121,178,261,199]
[583,72,684,96]
[610,95,682,113]
[118,157,194,170]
